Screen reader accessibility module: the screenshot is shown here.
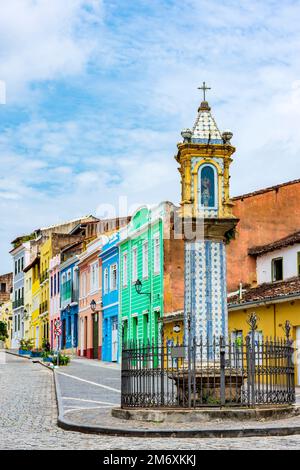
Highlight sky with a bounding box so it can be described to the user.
[1,0,300,272]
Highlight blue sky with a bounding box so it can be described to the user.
[1,0,300,271]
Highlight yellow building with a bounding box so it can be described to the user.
[26,256,41,349]
[228,230,300,386]
[0,299,13,348]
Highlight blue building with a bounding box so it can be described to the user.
[59,244,80,352]
[100,232,119,362]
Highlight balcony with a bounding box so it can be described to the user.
[40,270,49,284]
[39,300,48,315]
[13,298,24,309]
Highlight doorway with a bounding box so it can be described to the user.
[92,313,99,359]
[111,318,118,362]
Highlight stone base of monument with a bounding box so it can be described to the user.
[172,368,245,406]
[112,406,298,424]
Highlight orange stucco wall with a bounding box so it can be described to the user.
[227,180,300,292]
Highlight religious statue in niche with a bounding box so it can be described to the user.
[200,165,215,207]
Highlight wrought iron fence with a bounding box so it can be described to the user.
[121,331,295,408]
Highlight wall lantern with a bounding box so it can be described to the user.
[173,324,181,334]
[90,299,97,312]
[134,279,151,300]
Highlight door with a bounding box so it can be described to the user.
[111,318,118,362]
[35,326,39,349]
[92,313,99,359]
[296,327,300,386]
[62,319,66,349]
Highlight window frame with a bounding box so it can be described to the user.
[142,240,149,279]
[271,257,283,282]
[153,233,160,275]
[110,263,118,291]
[132,246,138,283]
[122,252,128,287]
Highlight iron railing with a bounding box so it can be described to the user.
[121,332,295,408]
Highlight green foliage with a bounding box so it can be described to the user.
[13,233,35,249]
[42,338,51,352]
[0,321,9,341]
[224,227,237,245]
[52,353,70,366]
[19,338,33,351]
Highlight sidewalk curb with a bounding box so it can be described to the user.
[53,366,300,438]
[4,350,54,371]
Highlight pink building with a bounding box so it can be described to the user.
[49,254,61,350]
[78,238,103,359]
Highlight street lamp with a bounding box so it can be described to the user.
[134,279,151,300]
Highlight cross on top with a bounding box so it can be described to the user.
[198,81,211,101]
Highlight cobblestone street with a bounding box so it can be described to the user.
[1,353,300,450]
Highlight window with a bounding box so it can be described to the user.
[142,241,149,279]
[15,261,17,275]
[81,272,87,297]
[18,259,21,273]
[153,234,160,274]
[198,164,217,209]
[298,252,300,277]
[50,277,53,297]
[1,283,6,293]
[21,257,24,271]
[104,268,109,294]
[90,262,99,293]
[272,257,283,282]
[132,246,138,282]
[110,264,118,291]
[122,253,128,287]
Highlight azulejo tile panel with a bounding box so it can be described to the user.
[184,239,227,346]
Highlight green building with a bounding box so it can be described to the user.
[119,202,179,346]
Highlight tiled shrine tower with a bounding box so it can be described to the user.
[175,84,238,345]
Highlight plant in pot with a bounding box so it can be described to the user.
[19,339,33,355]
[51,353,70,366]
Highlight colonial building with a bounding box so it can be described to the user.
[0,273,12,305]
[99,232,119,362]
[119,202,184,346]
[49,254,61,350]
[227,179,300,292]
[24,255,40,349]
[59,240,82,353]
[228,230,300,385]
[0,297,13,348]
[78,237,103,359]
[10,240,32,348]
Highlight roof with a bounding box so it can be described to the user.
[191,101,223,144]
[228,276,300,307]
[249,230,300,256]
[232,178,300,201]
[38,215,97,232]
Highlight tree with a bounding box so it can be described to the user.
[0,321,8,341]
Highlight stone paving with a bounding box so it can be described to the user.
[1,352,300,449]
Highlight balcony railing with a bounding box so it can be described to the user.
[39,300,48,315]
[13,298,24,309]
[40,271,49,283]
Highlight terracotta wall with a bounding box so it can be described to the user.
[0,273,12,304]
[227,180,300,292]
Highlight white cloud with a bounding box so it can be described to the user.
[0,0,103,103]
[2,0,300,271]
